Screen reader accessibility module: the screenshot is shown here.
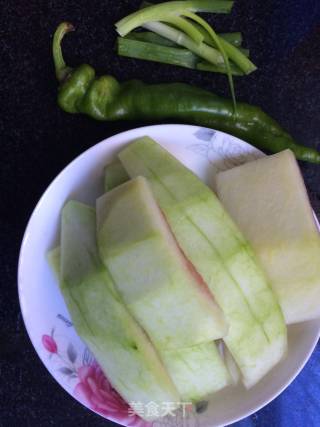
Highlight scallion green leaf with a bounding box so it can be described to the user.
[116,1,234,36]
[117,37,244,75]
[197,61,244,75]
[182,11,237,110]
[219,32,242,47]
[117,37,197,69]
[125,31,178,47]
[143,21,224,65]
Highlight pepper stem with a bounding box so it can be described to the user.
[53,22,75,82]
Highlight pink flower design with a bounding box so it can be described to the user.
[42,334,58,353]
[42,326,152,426]
[74,362,151,427]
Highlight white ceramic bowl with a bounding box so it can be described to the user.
[18,124,320,427]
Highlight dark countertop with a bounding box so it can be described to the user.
[1,1,319,426]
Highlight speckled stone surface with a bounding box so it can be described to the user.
[0,1,319,426]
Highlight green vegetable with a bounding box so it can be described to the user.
[115,1,234,37]
[121,30,247,73]
[137,1,252,74]
[117,37,198,69]
[142,21,224,66]
[125,31,178,47]
[140,0,242,52]
[219,31,242,46]
[162,14,205,44]
[58,201,180,419]
[53,22,74,82]
[186,20,243,47]
[123,31,250,69]
[238,47,249,57]
[125,30,243,47]
[118,137,287,388]
[181,11,236,108]
[137,2,252,68]
[196,60,243,75]
[216,36,253,72]
[184,20,250,59]
[53,23,320,163]
[116,0,244,106]
[117,37,244,75]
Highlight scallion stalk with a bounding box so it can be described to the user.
[197,61,243,75]
[217,37,256,74]
[182,11,237,109]
[139,3,244,49]
[117,37,243,75]
[185,21,243,47]
[180,15,256,74]
[239,47,249,57]
[116,1,234,36]
[126,31,244,49]
[217,32,242,47]
[117,37,197,69]
[125,31,178,47]
[164,15,204,44]
[143,21,224,65]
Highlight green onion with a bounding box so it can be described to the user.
[125,32,178,47]
[183,11,237,110]
[115,0,256,109]
[197,61,243,75]
[239,47,249,57]
[218,32,242,47]
[185,20,241,47]
[164,15,204,44]
[179,15,256,74]
[138,2,244,50]
[143,21,224,65]
[217,37,256,74]
[117,37,197,69]
[116,1,234,36]
[117,37,244,75]
[126,31,245,49]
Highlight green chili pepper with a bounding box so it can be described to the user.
[53,23,320,164]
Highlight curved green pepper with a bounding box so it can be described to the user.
[53,23,320,164]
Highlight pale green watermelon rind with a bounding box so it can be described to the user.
[118,137,287,387]
[60,200,231,403]
[119,137,286,326]
[59,200,180,418]
[215,150,320,324]
[97,177,228,349]
[161,342,231,402]
[49,241,229,403]
[120,137,285,329]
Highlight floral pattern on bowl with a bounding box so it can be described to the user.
[190,128,264,174]
[42,325,149,427]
